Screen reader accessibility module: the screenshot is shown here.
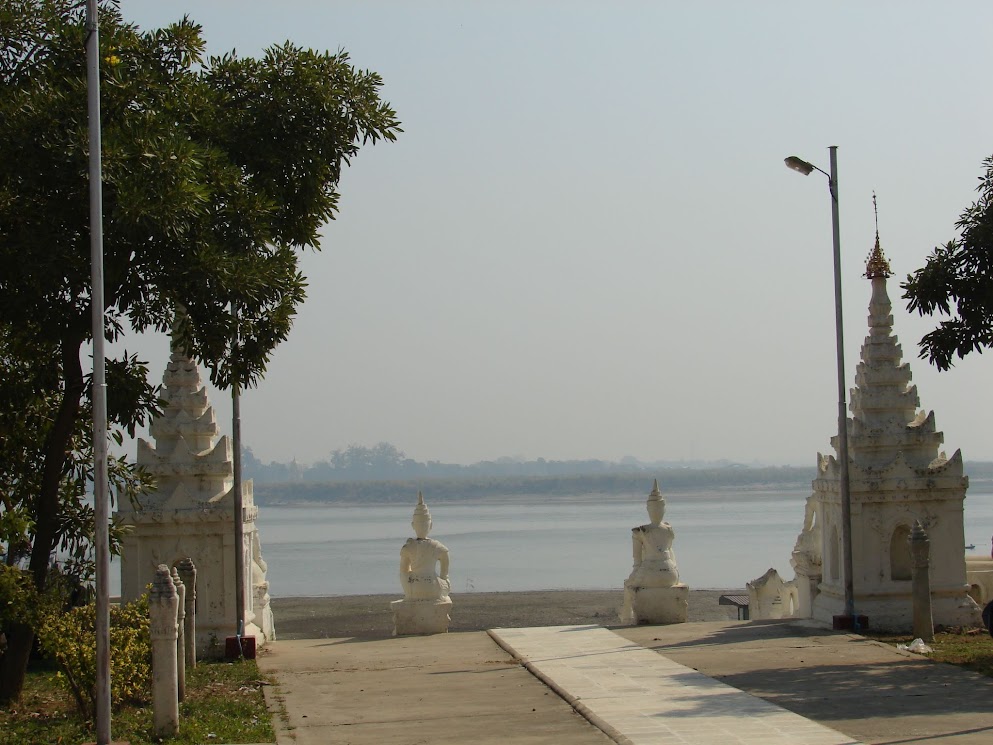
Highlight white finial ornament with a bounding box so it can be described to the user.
[412,490,432,539]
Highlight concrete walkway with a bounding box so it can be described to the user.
[490,625,861,744]
[619,620,993,745]
[256,631,612,744]
[256,620,993,745]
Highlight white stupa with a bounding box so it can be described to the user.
[791,231,981,630]
[116,346,275,655]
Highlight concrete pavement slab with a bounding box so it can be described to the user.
[491,625,862,745]
[256,618,993,745]
[256,632,613,745]
[618,619,993,745]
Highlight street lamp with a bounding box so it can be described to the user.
[85,1,112,741]
[784,146,859,629]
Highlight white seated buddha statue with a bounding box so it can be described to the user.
[400,492,451,601]
[391,491,452,634]
[620,479,688,624]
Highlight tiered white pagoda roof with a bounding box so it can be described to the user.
[815,235,964,493]
[134,348,235,511]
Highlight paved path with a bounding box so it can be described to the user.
[490,625,861,745]
[257,620,993,745]
[256,631,612,744]
[619,620,993,745]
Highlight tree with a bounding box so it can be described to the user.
[0,0,400,702]
[903,155,993,369]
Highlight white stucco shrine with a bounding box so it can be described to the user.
[116,347,275,655]
[761,235,981,631]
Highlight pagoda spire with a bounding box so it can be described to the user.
[135,337,232,509]
[864,192,892,279]
[147,346,222,458]
[840,196,945,467]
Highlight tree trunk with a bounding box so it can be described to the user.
[0,624,34,705]
[0,336,83,705]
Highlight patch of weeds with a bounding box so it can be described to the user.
[0,666,88,745]
[869,628,993,678]
[0,658,274,745]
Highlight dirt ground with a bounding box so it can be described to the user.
[271,588,745,639]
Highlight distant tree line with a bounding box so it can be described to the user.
[241,442,775,485]
[243,443,993,505]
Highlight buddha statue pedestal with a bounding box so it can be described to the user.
[621,584,688,625]
[391,597,453,636]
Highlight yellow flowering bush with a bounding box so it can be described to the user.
[37,594,151,721]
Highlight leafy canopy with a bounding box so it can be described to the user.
[0,0,399,703]
[1,0,401,389]
[903,155,993,370]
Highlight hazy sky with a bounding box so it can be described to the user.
[115,1,993,467]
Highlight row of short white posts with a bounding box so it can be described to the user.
[150,559,197,738]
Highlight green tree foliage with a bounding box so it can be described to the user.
[0,565,50,635]
[0,0,400,703]
[0,325,152,658]
[903,155,993,369]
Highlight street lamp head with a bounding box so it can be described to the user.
[784,156,815,175]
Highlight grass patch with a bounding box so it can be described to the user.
[0,657,274,745]
[869,628,993,678]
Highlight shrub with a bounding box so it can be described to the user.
[0,563,63,660]
[37,594,151,721]
[0,565,43,636]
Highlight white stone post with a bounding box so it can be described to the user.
[171,566,187,702]
[150,565,180,738]
[177,557,197,669]
[910,521,934,641]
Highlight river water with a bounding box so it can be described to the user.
[234,484,993,597]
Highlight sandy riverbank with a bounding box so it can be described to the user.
[270,588,745,639]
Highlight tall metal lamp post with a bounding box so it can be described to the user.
[784,147,858,628]
[85,0,112,741]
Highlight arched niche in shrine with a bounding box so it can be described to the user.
[890,524,912,581]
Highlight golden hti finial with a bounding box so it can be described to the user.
[864,191,892,279]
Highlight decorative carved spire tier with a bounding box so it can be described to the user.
[864,237,892,279]
[135,348,234,510]
[819,226,962,483]
[148,349,220,455]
